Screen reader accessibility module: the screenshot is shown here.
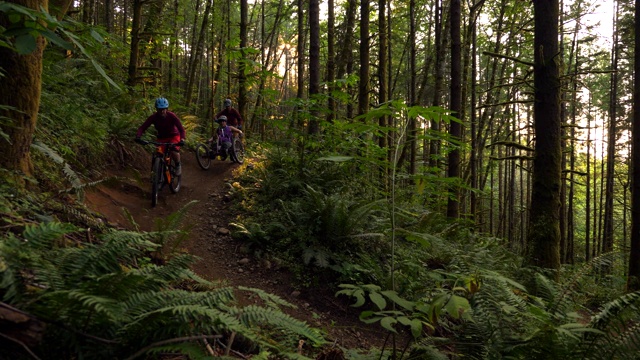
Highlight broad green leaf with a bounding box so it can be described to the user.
[40,28,73,50]
[443,295,470,319]
[411,319,424,338]
[396,316,412,326]
[90,29,104,43]
[380,316,398,333]
[351,289,365,307]
[369,291,386,311]
[381,290,415,311]
[15,33,35,54]
[315,156,353,162]
[90,59,121,91]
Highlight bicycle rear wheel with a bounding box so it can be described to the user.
[231,138,245,164]
[168,160,181,193]
[151,156,163,207]
[195,143,211,170]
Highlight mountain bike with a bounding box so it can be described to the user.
[195,135,244,170]
[136,139,181,207]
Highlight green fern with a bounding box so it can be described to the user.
[31,140,83,190]
[1,221,326,359]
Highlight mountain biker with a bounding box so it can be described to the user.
[135,97,186,176]
[215,98,244,130]
[208,115,242,160]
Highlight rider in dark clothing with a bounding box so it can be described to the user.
[215,99,244,129]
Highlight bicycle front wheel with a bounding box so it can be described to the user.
[195,143,211,170]
[168,160,181,193]
[151,156,163,207]
[231,138,245,164]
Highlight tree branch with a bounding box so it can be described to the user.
[482,51,534,67]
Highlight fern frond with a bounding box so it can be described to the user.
[590,291,640,330]
[22,222,77,249]
[238,286,297,309]
[31,140,83,188]
[228,304,325,345]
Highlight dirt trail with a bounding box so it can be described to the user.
[84,150,391,352]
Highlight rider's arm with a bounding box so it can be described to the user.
[172,113,186,141]
[136,114,155,138]
[228,125,243,135]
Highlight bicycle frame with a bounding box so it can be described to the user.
[138,139,181,206]
[153,143,175,185]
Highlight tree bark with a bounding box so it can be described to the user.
[447,0,461,218]
[409,0,416,175]
[186,0,212,108]
[326,0,335,122]
[628,0,640,291]
[126,0,143,87]
[378,0,387,149]
[239,0,248,123]
[308,0,319,134]
[357,0,369,117]
[526,0,562,272]
[0,0,48,182]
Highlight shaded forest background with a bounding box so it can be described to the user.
[2,0,640,358]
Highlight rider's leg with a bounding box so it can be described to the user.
[171,150,182,175]
[221,142,231,160]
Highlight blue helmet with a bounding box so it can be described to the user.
[224,99,232,108]
[155,97,169,109]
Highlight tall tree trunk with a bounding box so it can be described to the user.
[527,0,561,272]
[126,0,143,87]
[447,0,461,218]
[378,0,387,149]
[429,0,444,170]
[586,115,592,260]
[295,0,305,130]
[603,7,619,256]
[168,0,179,92]
[357,0,369,117]
[409,0,416,175]
[104,0,112,31]
[186,0,212,108]
[0,0,48,183]
[628,0,640,291]
[308,0,319,134]
[238,0,248,123]
[470,18,478,223]
[326,0,335,122]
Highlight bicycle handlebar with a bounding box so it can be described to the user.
[135,139,180,147]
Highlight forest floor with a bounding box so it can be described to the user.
[83,146,397,356]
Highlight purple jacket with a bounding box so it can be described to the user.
[218,125,234,144]
[136,111,186,139]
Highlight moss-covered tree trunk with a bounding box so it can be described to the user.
[628,0,640,292]
[0,0,47,182]
[526,0,561,273]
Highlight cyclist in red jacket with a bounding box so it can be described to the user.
[135,97,186,175]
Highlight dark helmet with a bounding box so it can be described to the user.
[224,99,232,108]
[155,97,169,109]
[216,115,228,123]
